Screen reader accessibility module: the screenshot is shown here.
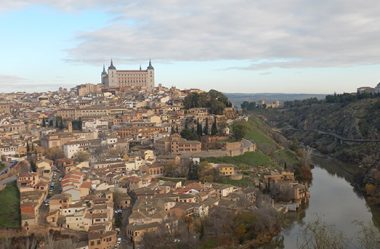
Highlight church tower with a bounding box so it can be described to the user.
[147,59,155,90]
[101,64,108,85]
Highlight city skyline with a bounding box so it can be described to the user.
[1,0,380,93]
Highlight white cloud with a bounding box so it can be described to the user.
[3,0,380,69]
[0,74,28,84]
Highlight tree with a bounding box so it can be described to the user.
[59,119,64,130]
[74,151,90,162]
[297,219,345,249]
[180,128,193,140]
[26,142,30,153]
[183,90,232,114]
[187,162,199,180]
[42,118,46,127]
[197,120,203,137]
[45,147,64,161]
[231,121,249,140]
[356,222,380,249]
[164,163,177,177]
[198,161,217,182]
[211,119,218,135]
[203,118,209,135]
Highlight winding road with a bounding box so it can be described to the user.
[283,127,380,143]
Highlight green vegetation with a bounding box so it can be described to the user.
[245,117,277,148]
[261,96,380,204]
[0,162,6,171]
[183,89,232,114]
[207,151,276,168]
[217,177,253,187]
[273,149,299,166]
[0,181,20,228]
[231,121,249,141]
[230,115,300,168]
[325,92,380,104]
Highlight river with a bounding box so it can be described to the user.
[277,155,380,249]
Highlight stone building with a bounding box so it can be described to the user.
[101,60,155,91]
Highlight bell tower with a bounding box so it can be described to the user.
[147,59,155,90]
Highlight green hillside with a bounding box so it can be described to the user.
[0,182,20,228]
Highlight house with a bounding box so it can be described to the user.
[126,222,159,244]
[142,164,164,177]
[215,164,236,176]
[170,203,194,218]
[17,172,39,189]
[46,210,60,226]
[80,181,92,197]
[49,194,72,211]
[66,210,90,231]
[263,171,295,189]
[20,191,45,227]
[35,159,53,179]
[88,231,117,249]
[154,134,201,155]
[125,157,145,171]
[213,184,238,198]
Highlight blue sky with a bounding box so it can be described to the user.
[1,0,380,93]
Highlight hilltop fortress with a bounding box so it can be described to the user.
[101,60,155,91]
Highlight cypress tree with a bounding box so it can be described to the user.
[203,118,209,135]
[197,119,203,137]
[211,119,218,135]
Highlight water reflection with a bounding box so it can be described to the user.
[277,155,379,249]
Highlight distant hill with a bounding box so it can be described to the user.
[225,93,326,107]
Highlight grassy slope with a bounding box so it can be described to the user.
[206,115,299,169]
[247,116,299,166]
[245,117,278,147]
[0,181,20,228]
[205,115,300,186]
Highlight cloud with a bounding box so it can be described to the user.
[0,74,28,84]
[3,0,380,69]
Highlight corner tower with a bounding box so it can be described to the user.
[107,59,118,88]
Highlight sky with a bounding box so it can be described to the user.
[1,0,380,93]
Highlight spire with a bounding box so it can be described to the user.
[108,59,116,70]
[101,64,107,76]
[140,65,142,71]
[147,59,154,70]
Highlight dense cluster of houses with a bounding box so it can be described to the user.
[0,84,308,248]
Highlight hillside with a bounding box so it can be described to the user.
[258,97,380,204]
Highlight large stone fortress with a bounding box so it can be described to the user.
[101,60,155,90]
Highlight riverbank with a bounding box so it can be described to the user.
[264,161,380,249]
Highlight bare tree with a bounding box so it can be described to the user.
[297,219,345,249]
[0,237,12,249]
[356,222,380,249]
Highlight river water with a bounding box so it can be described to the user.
[278,155,380,249]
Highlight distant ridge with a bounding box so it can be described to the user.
[225,93,327,106]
